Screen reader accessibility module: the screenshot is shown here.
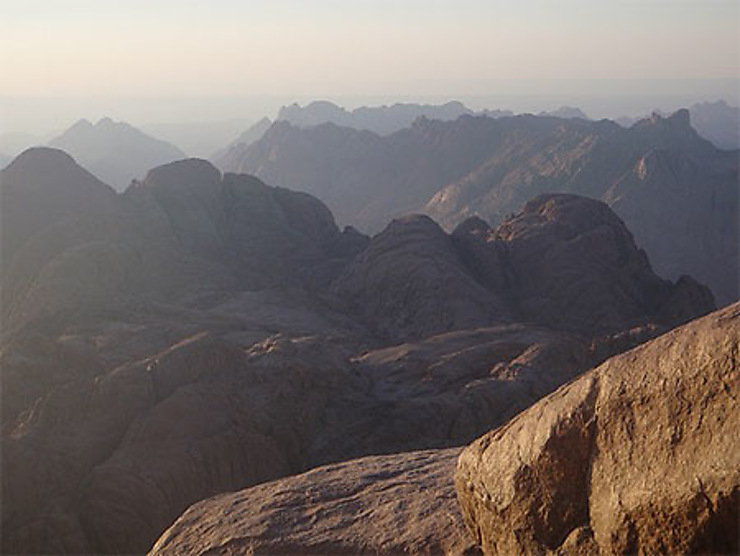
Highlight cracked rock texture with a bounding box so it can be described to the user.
[456,302,740,555]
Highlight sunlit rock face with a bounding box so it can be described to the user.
[456,302,740,555]
[149,448,477,556]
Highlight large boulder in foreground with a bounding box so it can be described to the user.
[456,302,739,555]
[150,448,477,555]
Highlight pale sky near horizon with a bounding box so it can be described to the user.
[1,0,739,131]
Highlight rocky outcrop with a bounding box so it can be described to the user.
[332,215,509,341]
[456,302,740,555]
[335,195,714,341]
[474,194,714,335]
[150,448,476,556]
[135,159,357,288]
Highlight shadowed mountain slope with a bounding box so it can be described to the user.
[223,110,738,305]
[0,150,715,554]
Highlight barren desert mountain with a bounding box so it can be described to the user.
[0,148,117,263]
[333,195,713,341]
[1,148,715,554]
[618,100,740,150]
[332,214,510,341]
[223,109,738,305]
[456,301,739,555]
[48,117,186,190]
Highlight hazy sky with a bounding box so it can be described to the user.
[1,0,739,131]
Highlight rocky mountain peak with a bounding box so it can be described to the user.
[633,108,695,138]
[495,194,628,243]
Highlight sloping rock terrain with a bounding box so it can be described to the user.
[149,302,738,556]
[224,109,738,305]
[150,448,477,556]
[456,302,739,555]
[0,148,716,554]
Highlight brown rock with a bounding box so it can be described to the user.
[150,448,477,556]
[456,303,740,555]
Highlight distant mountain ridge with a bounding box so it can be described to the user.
[276,100,474,135]
[222,109,738,305]
[616,100,739,150]
[48,117,186,190]
[214,99,735,168]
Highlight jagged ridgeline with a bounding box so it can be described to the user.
[220,109,739,306]
[2,145,728,554]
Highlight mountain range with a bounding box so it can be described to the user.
[219,109,738,306]
[1,147,723,554]
[276,100,475,135]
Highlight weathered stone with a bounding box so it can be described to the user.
[456,303,740,555]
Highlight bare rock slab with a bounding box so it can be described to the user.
[151,448,478,555]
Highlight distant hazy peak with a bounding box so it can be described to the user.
[635,108,690,127]
[630,108,696,141]
[68,118,94,131]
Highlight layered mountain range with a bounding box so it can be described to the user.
[48,118,186,190]
[219,109,739,305]
[0,147,721,554]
